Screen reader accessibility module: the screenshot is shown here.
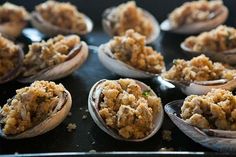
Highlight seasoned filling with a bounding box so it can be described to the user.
[98,79,162,139]
[23,35,80,77]
[110,29,165,74]
[36,0,87,33]
[106,1,153,38]
[184,25,236,52]
[0,34,19,77]
[162,55,236,82]
[181,89,236,130]
[0,81,66,135]
[0,2,29,24]
[169,0,223,28]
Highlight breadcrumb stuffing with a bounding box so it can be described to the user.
[181,89,236,130]
[98,79,162,139]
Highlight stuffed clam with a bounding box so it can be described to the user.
[88,78,164,141]
[162,55,236,95]
[18,34,88,83]
[98,29,165,78]
[0,34,24,84]
[102,1,160,44]
[160,0,228,34]
[165,89,236,152]
[0,81,72,139]
[0,2,29,38]
[181,25,236,65]
[31,0,93,37]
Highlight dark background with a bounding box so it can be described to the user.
[0,0,236,156]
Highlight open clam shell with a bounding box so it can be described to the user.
[18,41,88,83]
[88,79,164,142]
[0,47,24,84]
[31,11,93,37]
[181,42,236,65]
[0,90,72,139]
[98,43,164,78]
[162,77,236,95]
[102,7,160,44]
[160,5,228,34]
[165,100,236,152]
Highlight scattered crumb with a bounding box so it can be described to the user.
[82,115,87,120]
[159,147,174,151]
[67,123,77,132]
[85,109,89,113]
[88,131,90,134]
[92,141,95,145]
[89,149,96,153]
[79,107,83,111]
[162,130,172,142]
[68,112,72,116]
[76,145,79,147]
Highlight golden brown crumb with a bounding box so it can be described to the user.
[98,79,162,139]
[23,35,80,77]
[106,1,153,37]
[162,54,236,82]
[0,81,65,135]
[110,29,165,74]
[36,1,87,33]
[82,115,87,120]
[181,89,236,130]
[68,112,72,117]
[169,0,223,27]
[67,123,77,132]
[159,147,174,151]
[184,25,236,52]
[162,130,172,142]
[88,149,96,153]
[0,34,19,77]
[0,2,29,24]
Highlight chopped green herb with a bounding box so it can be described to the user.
[142,90,151,97]
[173,60,178,65]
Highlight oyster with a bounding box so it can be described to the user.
[0,35,24,84]
[18,35,88,83]
[0,81,72,139]
[102,1,160,44]
[165,99,236,152]
[98,30,165,78]
[88,79,164,142]
[0,2,29,38]
[181,25,236,65]
[160,0,228,34]
[31,1,93,37]
[162,55,236,95]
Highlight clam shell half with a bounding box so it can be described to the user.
[88,79,164,142]
[162,77,236,95]
[181,42,236,65]
[98,43,164,78]
[0,47,24,84]
[160,5,228,34]
[0,90,72,139]
[102,7,160,44]
[165,100,236,152]
[31,11,93,37]
[18,41,89,83]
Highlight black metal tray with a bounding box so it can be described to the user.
[1,0,236,156]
